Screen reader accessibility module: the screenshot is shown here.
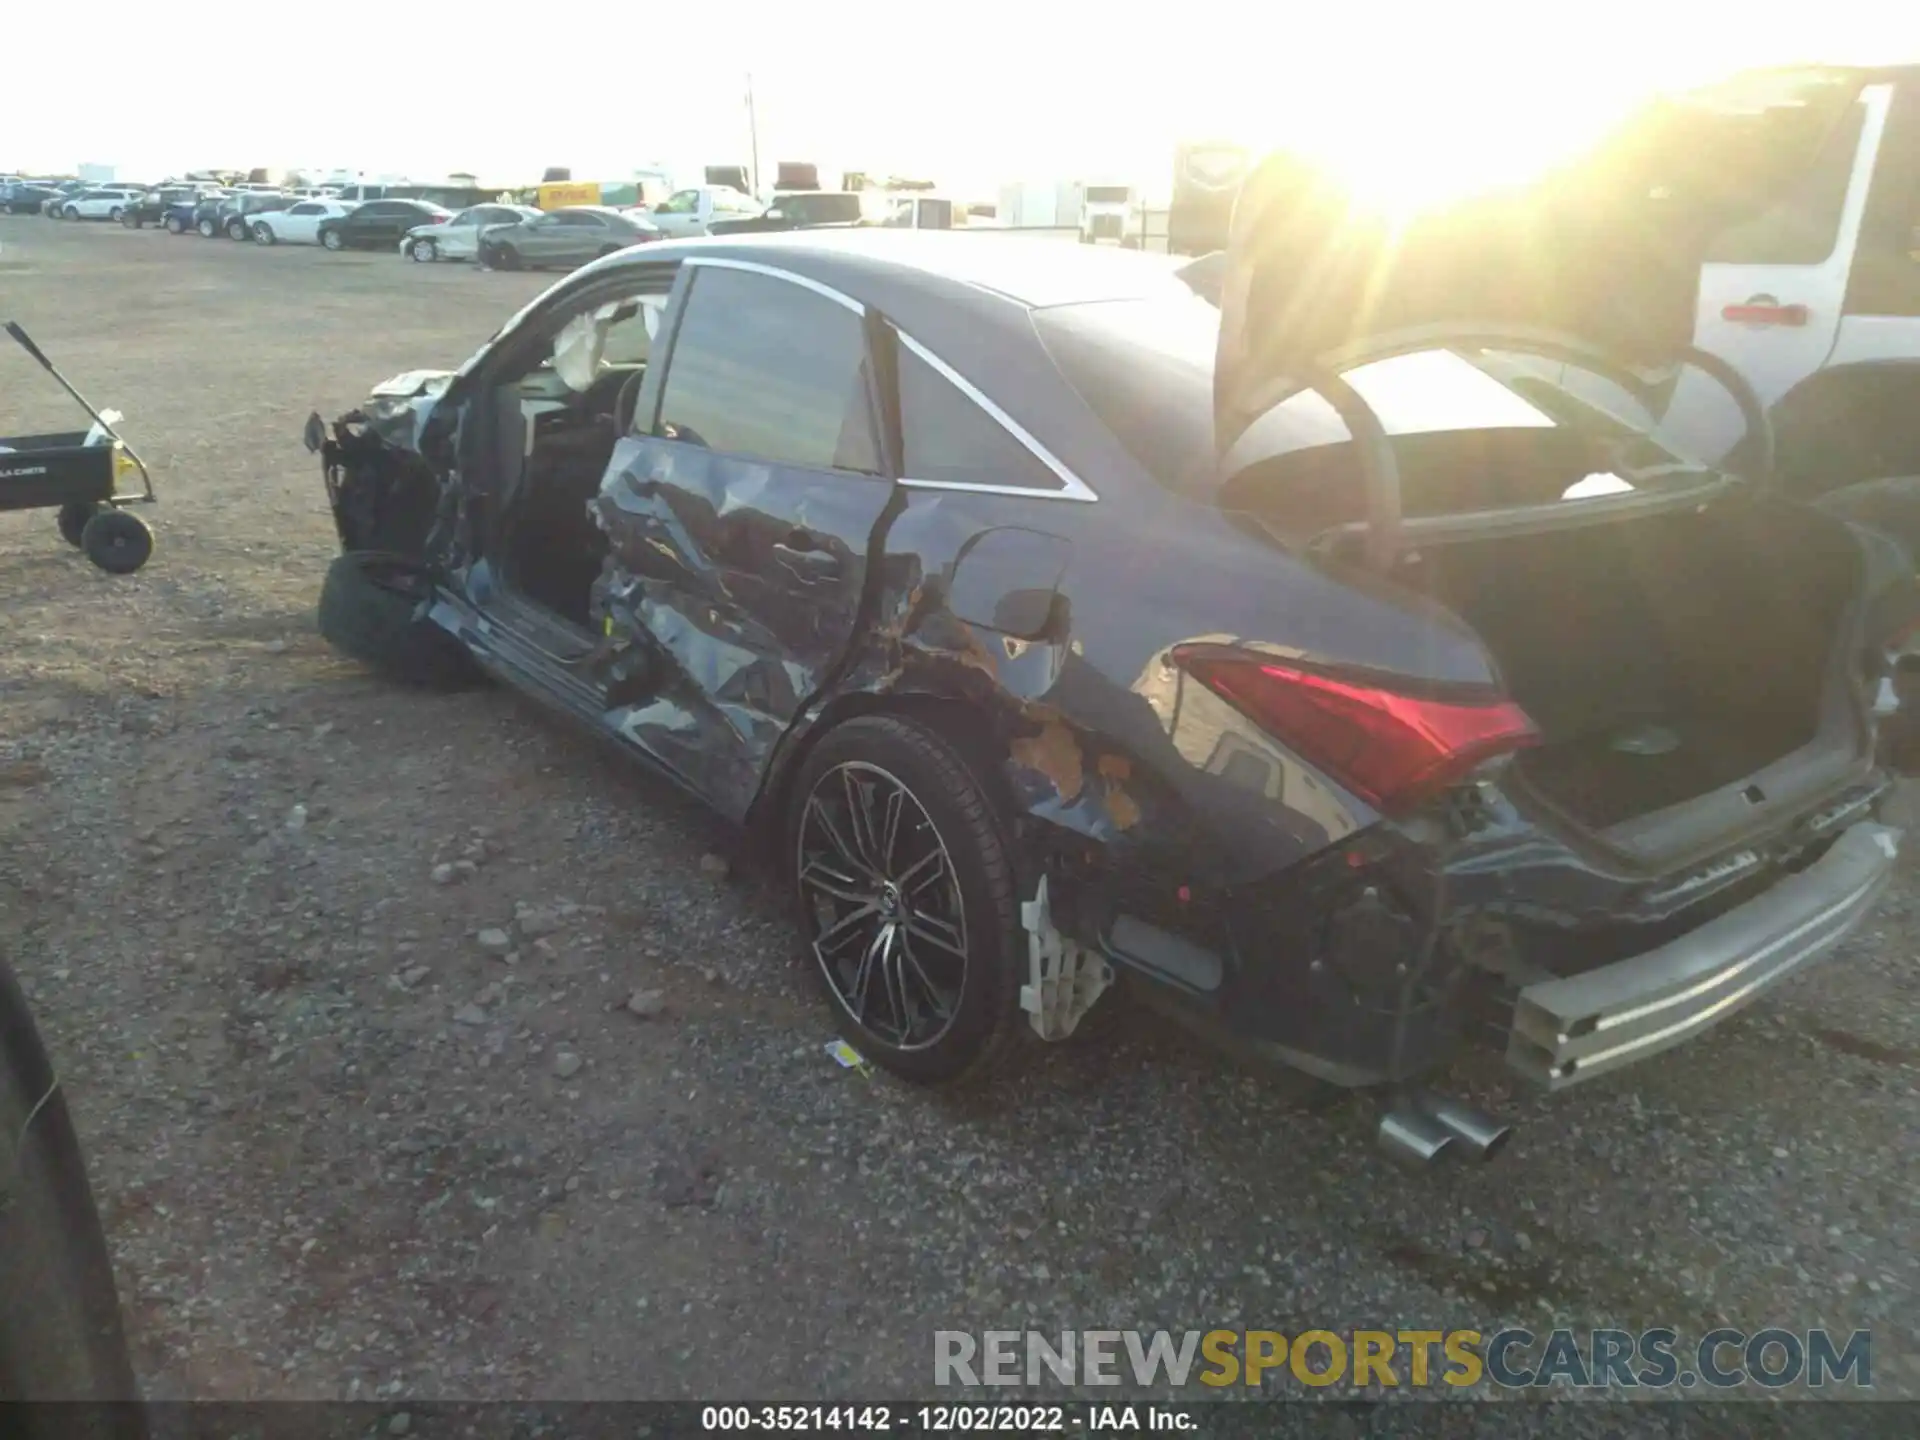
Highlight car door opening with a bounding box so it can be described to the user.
[496,296,664,629]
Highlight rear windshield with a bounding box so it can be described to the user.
[1036,298,1753,528]
[1085,185,1132,204]
[1033,295,1222,496]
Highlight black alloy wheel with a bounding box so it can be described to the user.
[789,716,1022,1083]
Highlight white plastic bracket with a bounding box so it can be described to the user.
[1019,875,1114,1040]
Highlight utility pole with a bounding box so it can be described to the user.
[745,73,761,198]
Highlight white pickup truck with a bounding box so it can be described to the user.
[645,185,763,238]
[1690,64,1920,495]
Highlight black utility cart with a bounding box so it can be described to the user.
[0,321,156,573]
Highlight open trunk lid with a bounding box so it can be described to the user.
[1212,64,1880,551]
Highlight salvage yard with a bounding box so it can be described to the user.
[1,216,1917,1403]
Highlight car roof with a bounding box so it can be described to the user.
[624,229,1198,310]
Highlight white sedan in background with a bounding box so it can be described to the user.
[400,203,540,262]
[251,199,358,245]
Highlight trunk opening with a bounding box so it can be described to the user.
[1388,494,1864,834]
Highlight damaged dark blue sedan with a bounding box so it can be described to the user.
[307,66,1920,1161]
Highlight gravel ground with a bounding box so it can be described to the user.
[0,215,1915,1408]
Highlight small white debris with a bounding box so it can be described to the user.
[698,852,730,878]
[400,965,431,989]
[626,989,666,1019]
[388,1414,412,1437]
[552,1051,583,1079]
[285,804,308,832]
[476,928,512,954]
[452,1004,488,1027]
[430,863,457,886]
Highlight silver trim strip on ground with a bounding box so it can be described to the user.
[1506,821,1901,1089]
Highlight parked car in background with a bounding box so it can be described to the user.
[645,185,762,238]
[120,185,212,229]
[707,190,875,235]
[400,203,538,262]
[57,187,145,221]
[3,183,60,214]
[218,191,295,239]
[471,205,660,270]
[251,199,358,245]
[38,181,90,213]
[317,198,450,251]
[167,193,225,234]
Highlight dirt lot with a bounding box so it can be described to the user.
[0,215,1915,1405]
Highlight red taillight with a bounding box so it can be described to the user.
[1174,648,1540,814]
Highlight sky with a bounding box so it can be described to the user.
[7,3,1916,202]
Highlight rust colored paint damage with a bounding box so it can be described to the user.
[1011,717,1084,802]
[952,623,1001,680]
[1103,782,1141,831]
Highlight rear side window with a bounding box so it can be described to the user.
[1704,99,1868,265]
[656,266,881,474]
[897,345,1063,492]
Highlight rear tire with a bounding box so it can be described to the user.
[197,217,218,238]
[493,243,522,271]
[164,215,185,234]
[252,222,275,244]
[317,552,478,689]
[118,210,138,229]
[320,228,344,251]
[107,207,123,223]
[225,217,247,240]
[57,500,106,548]
[787,715,1024,1085]
[409,237,437,262]
[79,510,153,575]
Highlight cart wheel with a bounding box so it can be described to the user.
[57,501,106,549]
[80,511,153,575]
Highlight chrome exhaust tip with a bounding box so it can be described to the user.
[1378,1108,1457,1167]
[1419,1093,1513,1161]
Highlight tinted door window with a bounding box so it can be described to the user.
[289,202,323,216]
[656,266,880,474]
[1704,100,1868,266]
[897,345,1062,491]
[659,190,698,214]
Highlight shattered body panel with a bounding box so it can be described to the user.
[305,224,1918,1093]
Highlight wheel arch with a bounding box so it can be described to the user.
[749,689,1027,865]
[746,677,1177,894]
[1769,360,1920,494]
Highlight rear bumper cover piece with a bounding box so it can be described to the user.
[1508,821,1901,1088]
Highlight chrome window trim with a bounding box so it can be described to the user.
[683,254,866,316]
[678,255,1098,503]
[894,333,1098,502]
